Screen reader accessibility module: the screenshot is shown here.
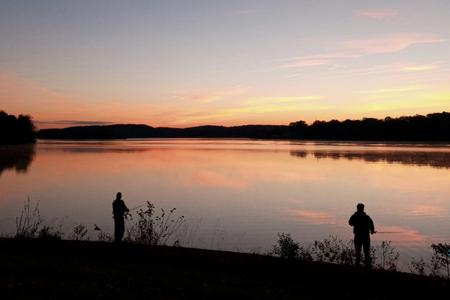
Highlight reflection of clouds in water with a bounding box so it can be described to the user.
[373,225,427,245]
[188,170,248,189]
[289,209,336,225]
[0,144,35,176]
[290,150,450,169]
[408,205,447,217]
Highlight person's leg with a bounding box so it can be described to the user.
[363,237,371,268]
[354,237,362,266]
[114,218,124,242]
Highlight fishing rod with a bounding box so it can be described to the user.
[374,231,402,234]
[128,204,146,211]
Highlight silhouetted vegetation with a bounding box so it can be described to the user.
[431,243,450,279]
[0,111,36,144]
[310,235,355,265]
[271,233,402,271]
[125,201,185,245]
[8,201,449,281]
[270,233,312,260]
[71,224,89,241]
[2,238,449,300]
[37,112,450,141]
[15,199,62,240]
[375,241,400,271]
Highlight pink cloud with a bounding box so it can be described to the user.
[356,9,398,20]
[172,86,250,103]
[282,33,443,69]
[281,53,358,68]
[342,33,443,54]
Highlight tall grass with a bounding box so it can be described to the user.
[15,198,62,240]
[125,201,186,245]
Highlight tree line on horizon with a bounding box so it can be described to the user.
[36,112,450,141]
[0,111,36,144]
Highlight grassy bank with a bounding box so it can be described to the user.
[1,238,449,299]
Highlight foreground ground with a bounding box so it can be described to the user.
[0,238,449,299]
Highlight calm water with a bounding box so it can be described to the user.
[1,139,449,268]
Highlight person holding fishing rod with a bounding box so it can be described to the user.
[113,192,129,242]
[349,203,376,268]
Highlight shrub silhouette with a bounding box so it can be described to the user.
[310,235,355,265]
[375,240,400,271]
[0,111,36,144]
[125,201,185,245]
[71,224,89,241]
[430,243,450,279]
[271,233,312,261]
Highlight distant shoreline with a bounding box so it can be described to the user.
[37,112,450,142]
[36,137,450,146]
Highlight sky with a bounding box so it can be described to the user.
[1,0,450,128]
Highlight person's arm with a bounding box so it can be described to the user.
[369,216,375,234]
[348,214,355,226]
[122,201,129,213]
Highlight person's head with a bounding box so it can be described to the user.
[357,203,365,212]
[116,192,122,200]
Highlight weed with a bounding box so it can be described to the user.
[430,243,450,279]
[310,235,354,265]
[125,201,185,245]
[409,257,426,275]
[271,233,312,261]
[15,198,43,239]
[71,224,89,241]
[375,241,400,271]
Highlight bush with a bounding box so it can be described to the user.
[430,243,450,279]
[271,233,312,260]
[310,235,354,265]
[71,224,89,241]
[409,257,426,275]
[126,201,185,245]
[374,241,400,271]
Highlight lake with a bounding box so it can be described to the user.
[1,139,449,269]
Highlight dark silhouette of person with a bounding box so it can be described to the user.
[349,203,376,268]
[112,192,129,242]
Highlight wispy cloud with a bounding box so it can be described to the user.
[281,53,358,68]
[402,63,440,72]
[342,33,443,54]
[172,86,250,103]
[353,86,426,101]
[282,33,444,69]
[354,86,424,95]
[355,9,398,20]
[35,120,114,127]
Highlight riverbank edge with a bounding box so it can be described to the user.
[1,238,449,299]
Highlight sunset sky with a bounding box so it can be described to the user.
[1,0,450,128]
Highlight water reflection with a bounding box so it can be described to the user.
[0,144,35,176]
[0,139,449,269]
[290,150,450,169]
